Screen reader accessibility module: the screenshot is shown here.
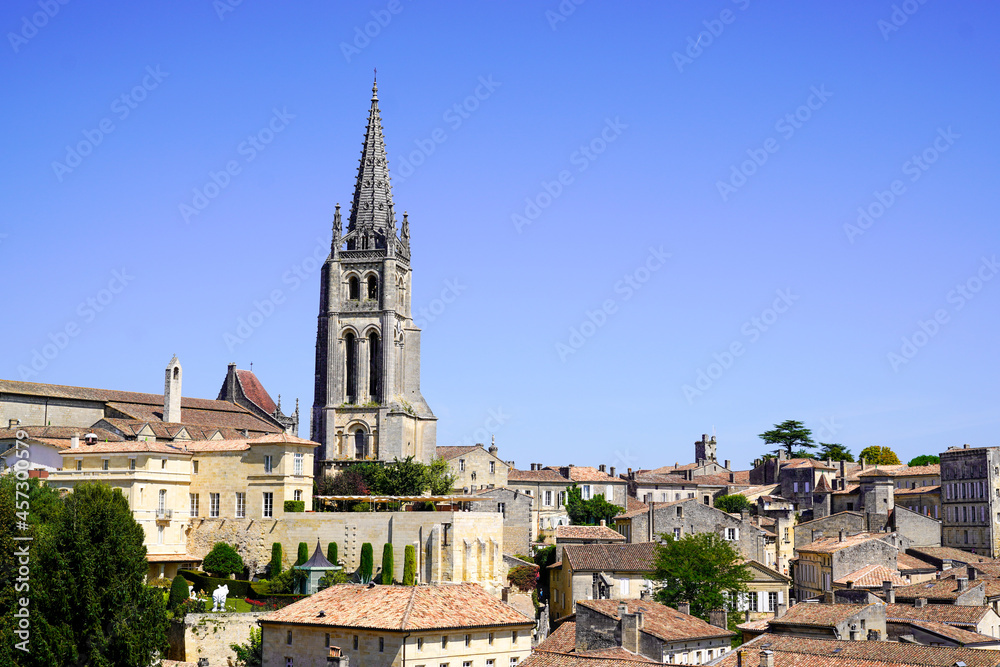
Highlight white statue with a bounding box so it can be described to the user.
[188,582,195,601]
[212,584,229,612]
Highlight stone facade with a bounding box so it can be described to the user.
[311,81,436,473]
[740,560,792,621]
[940,445,1000,557]
[437,442,511,492]
[467,487,533,557]
[548,543,656,621]
[794,533,900,601]
[168,612,261,665]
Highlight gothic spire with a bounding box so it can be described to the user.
[348,77,396,247]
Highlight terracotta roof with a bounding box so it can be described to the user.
[252,432,317,446]
[895,485,940,495]
[618,498,650,520]
[943,561,1000,580]
[904,619,997,645]
[555,525,626,541]
[832,483,860,496]
[561,543,657,573]
[884,603,990,627]
[771,603,875,628]
[715,633,1000,667]
[520,651,658,667]
[781,458,836,470]
[0,426,125,443]
[834,564,907,588]
[630,472,692,485]
[897,552,937,572]
[798,532,891,554]
[235,369,276,414]
[509,468,568,483]
[814,475,832,492]
[893,578,984,601]
[908,546,993,565]
[578,599,734,643]
[565,466,623,483]
[857,464,940,477]
[259,583,533,631]
[435,445,483,460]
[535,621,578,654]
[146,553,203,562]
[736,617,771,631]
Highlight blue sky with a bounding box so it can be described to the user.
[2,1,998,471]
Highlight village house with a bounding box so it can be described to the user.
[548,542,657,621]
[437,440,511,492]
[508,464,627,541]
[793,532,901,601]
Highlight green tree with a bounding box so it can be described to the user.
[859,445,901,466]
[759,420,816,457]
[168,574,190,611]
[203,542,245,578]
[653,532,751,621]
[381,456,429,496]
[427,456,458,494]
[265,567,306,595]
[908,454,940,466]
[714,494,751,514]
[231,626,262,667]
[359,543,374,581]
[565,484,623,525]
[327,541,338,565]
[25,482,169,666]
[270,542,284,577]
[317,568,349,591]
[817,443,854,462]
[381,543,395,584]
[296,541,309,566]
[403,545,417,585]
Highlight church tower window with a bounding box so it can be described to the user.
[354,429,366,459]
[345,333,358,403]
[368,332,381,403]
[349,277,360,300]
[367,275,378,300]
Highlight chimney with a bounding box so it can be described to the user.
[610,466,616,478]
[618,602,628,617]
[725,459,731,470]
[860,457,866,470]
[957,577,968,592]
[164,355,182,423]
[775,602,787,618]
[621,611,641,654]
[741,508,749,521]
[915,597,927,608]
[849,625,859,641]
[71,434,80,449]
[502,587,510,603]
[759,650,774,667]
[840,460,847,478]
[730,472,736,483]
[839,530,846,542]
[599,464,606,473]
[600,519,606,527]
[677,602,690,616]
[198,660,209,667]
[709,609,728,629]
[964,444,970,449]
[736,650,748,667]
[883,580,895,604]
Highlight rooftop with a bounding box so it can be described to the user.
[555,524,626,542]
[578,599,734,643]
[798,532,891,554]
[561,542,657,573]
[884,602,990,627]
[770,603,876,628]
[834,564,907,588]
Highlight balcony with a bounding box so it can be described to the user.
[156,508,173,522]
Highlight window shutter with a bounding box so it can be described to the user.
[757,591,764,610]
[777,590,783,604]
[734,528,740,540]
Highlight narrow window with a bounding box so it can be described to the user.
[158,489,167,513]
[465,634,471,647]
[294,452,304,475]
[379,637,384,652]
[161,458,167,469]
[345,332,358,402]
[236,492,246,518]
[264,455,273,474]
[417,637,423,651]
[263,492,273,518]
[102,458,109,470]
[367,275,378,300]
[368,332,381,402]
[192,460,199,474]
[459,459,466,472]
[210,493,220,518]
[129,457,136,470]
[442,635,448,649]
[190,493,199,517]
[349,276,360,300]
[353,635,358,650]
[286,630,292,645]
[325,634,330,647]
[490,461,495,474]
[355,430,366,459]
[294,489,302,502]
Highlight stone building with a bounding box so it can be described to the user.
[940,444,1000,557]
[466,486,534,557]
[311,80,436,473]
[218,362,299,435]
[794,532,901,601]
[259,583,534,667]
[437,440,510,492]
[885,601,1000,642]
[764,602,888,641]
[548,542,657,621]
[739,560,793,622]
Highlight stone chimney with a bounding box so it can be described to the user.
[677,602,690,616]
[839,530,846,542]
[883,580,895,604]
[600,519,606,527]
[164,355,182,423]
[915,597,927,608]
[599,464,606,473]
[70,434,79,449]
[759,650,774,667]
[775,602,787,618]
[610,466,616,478]
[957,577,968,592]
[709,609,728,629]
[860,457,866,470]
[730,472,736,483]
[621,610,642,654]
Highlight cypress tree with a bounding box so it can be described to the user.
[360,543,374,581]
[403,545,416,585]
[296,541,309,566]
[381,543,394,584]
[327,541,338,565]
[270,542,284,577]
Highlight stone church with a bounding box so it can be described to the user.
[311,80,437,474]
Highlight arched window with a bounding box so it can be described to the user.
[354,429,366,459]
[348,277,360,300]
[158,489,167,513]
[172,367,179,380]
[367,275,378,300]
[368,332,381,403]
[344,333,357,403]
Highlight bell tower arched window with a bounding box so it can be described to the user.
[344,332,357,403]
[367,275,378,300]
[348,277,360,300]
[354,429,366,459]
[368,332,381,403]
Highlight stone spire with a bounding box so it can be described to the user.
[347,77,396,249]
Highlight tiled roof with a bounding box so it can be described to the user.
[943,561,1000,580]
[0,426,125,443]
[897,552,937,572]
[98,418,254,442]
[905,619,997,645]
[781,458,836,470]
[714,633,1000,667]
[884,603,989,627]
[770,603,874,628]
[834,564,906,588]
[183,433,318,452]
[578,599,734,642]
[618,497,650,520]
[535,621,578,654]
[562,543,657,573]
[832,483,860,496]
[509,468,567,483]
[814,475,832,492]
[146,553,203,562]
[58,440,190,455]
[555,525,625,541]
[893,578,984,601]
[520,652,658,667]
[736,617,770,631]
[435,445,483,460]
[566,466,623,483]
[895,485,940,495]
[631,472,691,485]
[235,369,276,414]
[259,583,533,630]
[858,464,940,478]
[797,532,890,554]
[908,546,993,565]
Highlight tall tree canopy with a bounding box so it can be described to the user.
[759,420,816,457]
[859,445,901,466]
[817,443,854,462]
[908,454,940,466]
[565,484,623,526]
[653,532,751,620]
[316,456,456,499]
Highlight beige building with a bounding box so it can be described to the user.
[740,560,792,622]
[437,442,510,492]
[794,532,900,601]
[548,542,656,621]
[259,583,534,667]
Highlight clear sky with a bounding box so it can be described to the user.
[2,1,998,471]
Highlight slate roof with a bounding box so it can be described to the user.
[770,603,875,628]
[561,543,657,573]
[834,564,907,588]
[577,599,734,643]
[259,583,533,630]
[555,525,626,542]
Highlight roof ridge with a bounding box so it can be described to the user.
[399,585,418,630]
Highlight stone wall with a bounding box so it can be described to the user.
[168,612,262,666]
[469,488,532,556]
[0,393,105,429]
[893,506,941,547]
[795,512,865,549]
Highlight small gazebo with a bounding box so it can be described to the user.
[295,538,341,594]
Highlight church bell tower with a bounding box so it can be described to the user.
[311,79,437,474]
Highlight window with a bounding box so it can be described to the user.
[190,493,199,517]
[490,461,495,474]
[368,332,381,402]
[621,577,630,595]
[464,663,472,667]
[285,659,292,667]
[294,489,302,502]
[379,637,384,652]
[294,453,303,475]
[263,492,273,518]
[76,459,82,470]
[442,636,448,649]
[544,491,552,506]
[158,489,167,513]
[726,528,737,540]
[354,430,366,459]
[193,460,199,474]
[465,634,471,647]
[353,635,358,650]
[824,572,832,591]
[749,592,758,611]
[674,527,682,539]
[511,659,518,667]
[349,276,360,300]
[345,332,358,402]
[161,458,167,469]
[459,459,466,472]
[512,631,518,645]
[367,275,378,300]
[487,661,495,667]
[286,630,292,645]
[768,591,778,611]
[792,482,799,493]
[325,633,330,647]
[804,482,810,493]
[498,502,506,518]
[783,527,790,542]
[582,485,592,500]
[489,633,494,645]
[558,491,565,506]
[129,457,136,470]
[236,492,246,518]
[676,506,683,518]
[417,637,423,651]
[210,493,220,518]
[102,458,109,470]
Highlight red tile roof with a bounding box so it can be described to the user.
[561,543,657,573]
[535,621,578,654]
[521,652,659,667]
[509,468,568,483]
[908,546,993,565]
[834,564,907,588]
[58,440,190,455]
[897,552,937,572]
[555,525,626,542]
[259,583,533,631]
[577,599,734,643]
[770,603,875,628]
[0,426,125,443]
[884,603,990,627]
[435,445,484,460]
[235,369,276,414]
[893,578,984,601]
[904,619,997,645]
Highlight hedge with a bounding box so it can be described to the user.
[179,569,253,598]
[284,500,305,513]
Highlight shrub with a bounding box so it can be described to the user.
[180,569,253,598]
[360,543,374,581]
[296,542,309,566]
[270,542,284,578]
[202,542,244,579]
[178,598,206,615]
[714,494,751,514]
[507,564,539,592]
[284,500,305,513]
[403,545,416,586]
[327,542,338,565]
[147,576,172,588]
[318,569,349,591]
[381,544,394,584]
[266,567,307,595]
[168,574,190,610]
